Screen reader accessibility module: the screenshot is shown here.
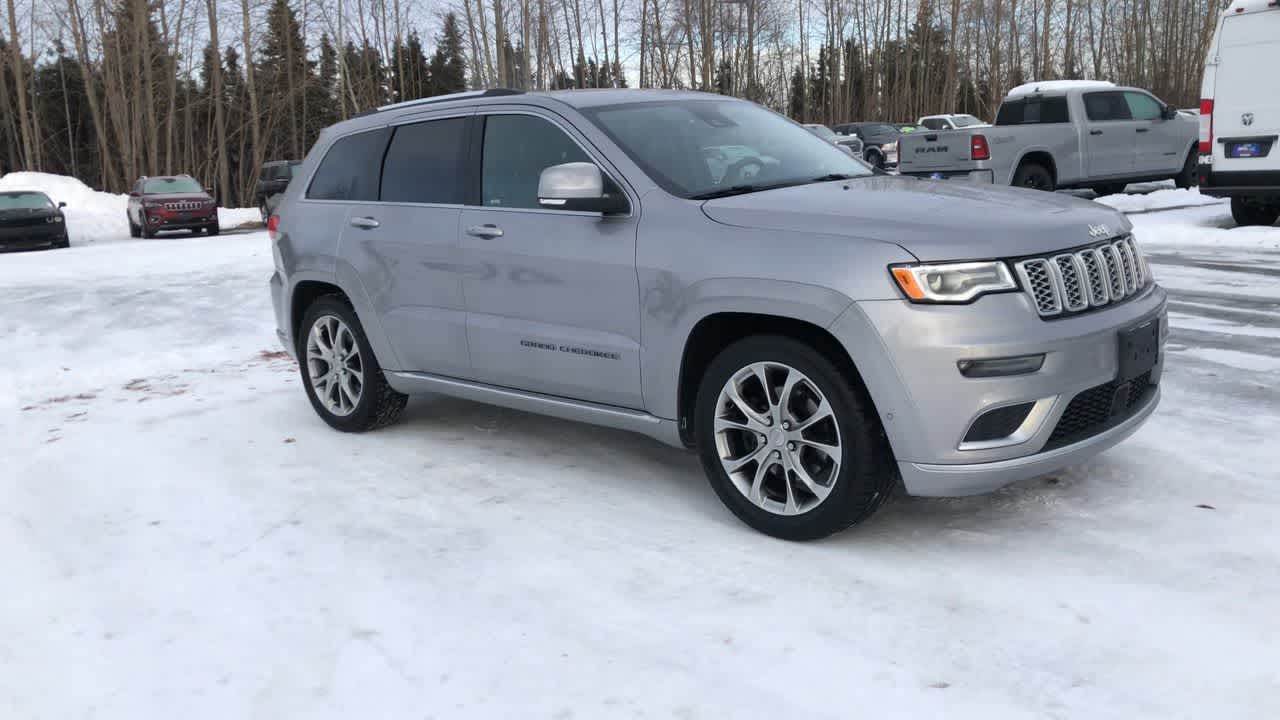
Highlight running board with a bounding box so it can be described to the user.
[386,371,684,447]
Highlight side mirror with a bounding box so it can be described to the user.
[537,162,628,214]
[58,201,66,208]
[1162,106,1178,121]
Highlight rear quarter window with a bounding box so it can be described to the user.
[306,129,391,201]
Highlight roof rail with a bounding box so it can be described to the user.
[365,88,526,115]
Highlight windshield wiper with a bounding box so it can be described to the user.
[811,173,857,182]
[690,179,818,200]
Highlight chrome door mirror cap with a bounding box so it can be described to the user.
[537,162,628,214]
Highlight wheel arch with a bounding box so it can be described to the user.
[675,311,879,448]
[1012,149,1058,186]
[288,266,403,372]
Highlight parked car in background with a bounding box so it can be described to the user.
[803,124,864,158]
[1198,0,1280,227]
[127,175,219,238]
[917,114,989,131]
[895,123,922,133]
[898,80,1199,194]
[830,121,901,168]
[270,88,1165,540]
[257,160,301,221]
[0,190,68,252]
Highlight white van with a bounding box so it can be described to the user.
[1198,0,1280,226]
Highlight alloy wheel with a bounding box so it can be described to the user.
[306,315,364,416]
[713,362,843,516]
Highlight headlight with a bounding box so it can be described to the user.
[45,216,64,224]
[890,261,1017,303]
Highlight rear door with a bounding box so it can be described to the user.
[1124,91,1181,174]
[1212,11,1280,173]
[1083,91,1138,177]
[459,109,643,409]
[340,113,474,378]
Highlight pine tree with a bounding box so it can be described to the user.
[428,13,467,95]
[392,32,430,101]
[257,0,311,159]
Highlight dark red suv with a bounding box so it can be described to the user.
[127,175,219,238]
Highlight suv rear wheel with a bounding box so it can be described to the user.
[298,295,407,432]
[694,335,895,540]
[1231,197,1280,227]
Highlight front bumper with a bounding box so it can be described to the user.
[831,284,1167,496]
[0,225,68,252]
[144,209,217,230]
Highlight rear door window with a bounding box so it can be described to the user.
[1084,92,1133,122]
[1123,92,1163,121]
[997,96,1070,125]
[306,128,390,201]
[380,117,469,204]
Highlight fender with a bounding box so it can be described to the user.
[640,276,854,420]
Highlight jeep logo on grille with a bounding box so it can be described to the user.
[916,146,948,154]
[1088,224,1111,239]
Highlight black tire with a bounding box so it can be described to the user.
[1012,162,1055,191]
[1091,183,1127,197]
[128,215,141,238]
[298,294,408,432]
[1174,150,1198,189]
[864,149,884,169]
[1231,197,1280,227]
[694,335,895,540]
[142,222,156,239]
[206,222,220,236]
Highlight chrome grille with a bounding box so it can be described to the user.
[163,201,204,211]
[1015,236,1148,318]
[1051,254,1089,312]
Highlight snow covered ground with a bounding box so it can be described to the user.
[2,184,1278,719]
[0,172,260,246]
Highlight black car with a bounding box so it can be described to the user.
[0,191,69,252]
[256,160,301,221]
[830,122,903,168]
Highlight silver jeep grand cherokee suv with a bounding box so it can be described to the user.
[269,89,1167,540]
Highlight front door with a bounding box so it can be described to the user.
[1083,91,1140,178]
[1124,91,1181,174]
[460,110,643,409]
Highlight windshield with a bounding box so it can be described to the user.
[143,177,204,194]
[0,192,53,210]
[951,115,985,127]
[805,125,837,140]
[583,100,872,199]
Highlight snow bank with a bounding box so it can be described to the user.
[1129,203,1280,253]
[0,172,260,246]
[1094,184,1226,213]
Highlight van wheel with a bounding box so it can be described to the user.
[694,335,895,540]
[1174,150,1198,189]
[1231,197,1280,227]
[298,295,408,432]
[1013,162,1055,191]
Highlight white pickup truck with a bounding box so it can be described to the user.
[898,81,1199,194]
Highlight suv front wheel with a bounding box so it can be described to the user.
[298,295,408,432]
[694,335,895,540]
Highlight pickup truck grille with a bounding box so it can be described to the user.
[1014,236,1148,318]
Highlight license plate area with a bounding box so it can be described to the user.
[1118,318,1160,382]
[1226,141,1271,159]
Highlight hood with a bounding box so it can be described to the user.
[701,175,1130,261]
[143,192,213,203]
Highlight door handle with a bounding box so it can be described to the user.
[1090,130,1103,136]
[1136,128,1150,133]
[349,216,380,229]
[466,224,504,239]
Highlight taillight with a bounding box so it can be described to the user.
[1199,99,1213,154]
[267,214,280,240]
[971,134,990,161]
